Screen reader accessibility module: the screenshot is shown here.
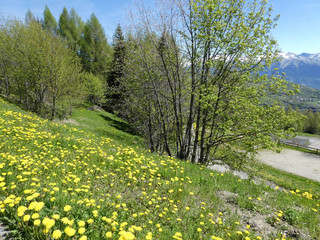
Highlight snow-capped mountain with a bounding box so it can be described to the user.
[275,52,320,89]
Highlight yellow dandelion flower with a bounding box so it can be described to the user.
[211,236,223,240]
[23,215,30,222]
[64,205,72,212]
[65,226,76,237]
[146,232,152,240]
[119,231,135,240]
[34,219,41,226]
[78,220,86,227]
[52,230,62,239]
[32,213,39,219]
[78,227,86,234]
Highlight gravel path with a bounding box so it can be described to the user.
[256,149,320,182]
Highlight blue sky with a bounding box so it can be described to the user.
[0,0,319,54]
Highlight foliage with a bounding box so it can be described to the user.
[289,108,320,134]
[58,7,84,53]
[80,13,112,77]
[25,9,36,24]
[81,72,106,106]
[122,0,301,165]
[42,5,58,34]
[0,19,83,118]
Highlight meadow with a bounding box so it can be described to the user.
[0,98,320,240]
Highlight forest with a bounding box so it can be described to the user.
[0,0,308,165]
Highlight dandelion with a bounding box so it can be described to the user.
[106,231,112,238]
[34,202,44,211]
[42,217,55,229]
[65,226,76,237]
[78,227,85,234]
[119,231,135,240]
[64,205,72,212]
[146,232,152,240]
[34,219,41,226]
[173,232,182,240]
[23,215,30,222]
[32,213,39,219]
[92,210,98,217]
[211,236,223,240]
[52,230,62,239]
[78,220,86,227]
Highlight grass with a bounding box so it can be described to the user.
[0,98,320,240]
[297,132,320,138]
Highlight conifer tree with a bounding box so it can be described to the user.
[58,7,69,38]
[107,24,126,112]
[80,13,112,76]
[58,7,84,54]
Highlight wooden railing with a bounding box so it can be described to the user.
[280,140,320,154]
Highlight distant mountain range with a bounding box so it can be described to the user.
[274,52,320,89]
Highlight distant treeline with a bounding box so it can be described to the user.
[286,106,320,135]
[0,6,122,118]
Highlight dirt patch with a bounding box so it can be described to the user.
[53,118,79,126]
[218,190,276,238]
[217,190,311,239]
[88,105,104,112]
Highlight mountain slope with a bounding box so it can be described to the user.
[269,82,320,111]
[276,52,320,89]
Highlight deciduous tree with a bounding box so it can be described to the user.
[123,0,300,165]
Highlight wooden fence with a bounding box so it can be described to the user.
[280,141,320,154]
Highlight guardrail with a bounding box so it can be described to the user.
[280,141,320,154]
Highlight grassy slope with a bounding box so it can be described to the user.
[0,98,320,240]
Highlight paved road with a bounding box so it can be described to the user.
[256,149,320,183]
[283,135,320,149]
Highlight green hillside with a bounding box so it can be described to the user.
[266,82,320,111]
[0,98,320,240]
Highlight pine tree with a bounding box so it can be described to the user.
[107,24,126,112]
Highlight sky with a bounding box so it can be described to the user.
[0,0,320,54]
